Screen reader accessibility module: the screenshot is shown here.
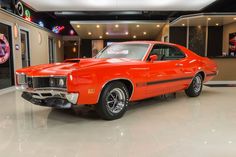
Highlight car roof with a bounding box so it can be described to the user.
[114,41,178,46]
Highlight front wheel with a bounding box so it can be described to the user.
[185,74,203,97]
[96,82,129,120]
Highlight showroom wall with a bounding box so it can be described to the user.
[222,22,236,54]
[156,24,169,42]
[0,9,64,71]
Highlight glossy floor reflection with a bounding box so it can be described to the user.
[0,86,236,157]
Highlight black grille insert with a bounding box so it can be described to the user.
[27,77,66,89]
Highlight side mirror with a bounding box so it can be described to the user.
[149,55,158,62]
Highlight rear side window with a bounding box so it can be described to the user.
[149,44,185,61]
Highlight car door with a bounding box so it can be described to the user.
[146,44,186,97]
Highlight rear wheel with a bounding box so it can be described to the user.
[185,74,203,97]
[96,82,129,120]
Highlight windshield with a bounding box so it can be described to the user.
[95,43,149,60]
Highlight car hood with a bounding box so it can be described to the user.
[17,58,141,76]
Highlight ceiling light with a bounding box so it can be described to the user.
[125,32,129,35]
[216,23,219,26]
[106,32,109,35]
[115,24,119,28]
[136,25,140,28]
[133,35,136,39]
[207,17,211,21]
[182,23,185,26]
[76,25,80,28]
[198,25,201,28]
[156,24,160,28]
[143,32,147,35]
[234,17,236,20]
[96,25,100,28]
[99,36,103,39]
[88,32,92,35]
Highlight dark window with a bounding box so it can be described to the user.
[148,44,185,61]
[0,22,14,89]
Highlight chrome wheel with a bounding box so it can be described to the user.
[193,75,202,93]
[106,88,126,114]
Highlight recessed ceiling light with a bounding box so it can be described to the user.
[76,25,80,28]
[96,25,100,28]
[136,25,140,28]
[156,24,160,28]
[133,35,136,39]
[115,24,119,28]
[182,23,185,26]
[234,17,236,20]
[216,23,219,26]
[207,17,211,21]
[106,32,109,35]
[143,32,147,35]
[125,32,129,35]
[99,36,103,39]
[88,32,92,35]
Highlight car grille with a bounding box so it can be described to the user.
[27,77,66,89]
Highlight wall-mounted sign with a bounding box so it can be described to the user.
[58,40,61,48]
[52,26,65,34]
[15,1,24,17]
[13,23,19,39]
[38,32,42,45]
[0,34,10,64]
[24,9,31,21]
[229,32,236,55]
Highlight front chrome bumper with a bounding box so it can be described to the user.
[17,86,79,108]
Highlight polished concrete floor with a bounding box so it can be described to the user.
[0,86,236,157]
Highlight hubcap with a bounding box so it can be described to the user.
[106,88,126,114]
[193,76,202,93]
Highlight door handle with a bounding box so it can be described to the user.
[175,63,183,67]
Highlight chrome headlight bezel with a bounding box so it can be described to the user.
[16,73,27,85]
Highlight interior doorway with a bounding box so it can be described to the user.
[20,30,30,67]
[48,37,55,63]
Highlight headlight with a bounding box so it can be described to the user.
[49,77,67,89]
[58,78,65,87]
[16,73,27,85]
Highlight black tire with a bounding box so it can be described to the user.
[185,74,203,97]
[96,81,129,120]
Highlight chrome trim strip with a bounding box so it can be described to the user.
[26,75,66,78]
[23,89,79,104]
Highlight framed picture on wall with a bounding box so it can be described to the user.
[229,32,236,56]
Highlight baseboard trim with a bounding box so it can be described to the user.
[0,86,16,95]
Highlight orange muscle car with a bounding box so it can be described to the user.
[16,41,218,120]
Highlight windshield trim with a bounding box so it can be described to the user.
[95,43,152,61]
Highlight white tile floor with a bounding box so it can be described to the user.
[0,86,236,157]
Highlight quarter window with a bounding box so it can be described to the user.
[148,44,185,61]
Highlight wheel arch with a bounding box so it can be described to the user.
[187,70,206,89]
[98,78,134,102]
[197,71,205,81]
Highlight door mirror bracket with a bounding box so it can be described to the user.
[149,55,158,62]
